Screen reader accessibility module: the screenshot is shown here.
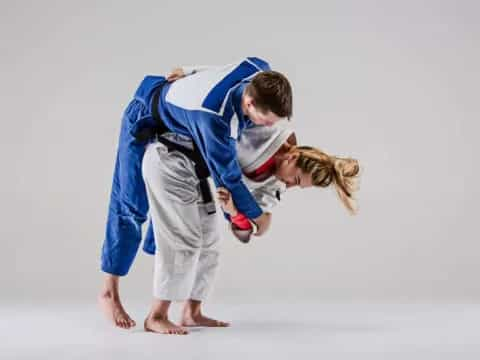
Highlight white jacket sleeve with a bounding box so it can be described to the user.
[181,58,246,76]
[243,176,287,212]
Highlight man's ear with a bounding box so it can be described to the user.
[244,96,254,111]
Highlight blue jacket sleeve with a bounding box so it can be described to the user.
[247,57,271,71]
[188,114,263,220]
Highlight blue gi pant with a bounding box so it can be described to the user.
[101,79,163,276]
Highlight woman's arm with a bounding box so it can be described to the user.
[166,65,214,82]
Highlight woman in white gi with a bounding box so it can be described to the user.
[141,119,361,335]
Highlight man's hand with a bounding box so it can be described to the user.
[166,67,186,82]
[217,187,238,216]
[217,187,271,236]
[252,212,272,236]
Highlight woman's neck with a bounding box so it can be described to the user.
[273,143,292,169]
[245,143,293,182]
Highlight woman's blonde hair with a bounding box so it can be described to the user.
[290,145,361,215]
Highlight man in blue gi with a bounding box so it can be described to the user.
[98,57,293,330]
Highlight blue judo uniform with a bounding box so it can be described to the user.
[101,57,271,276]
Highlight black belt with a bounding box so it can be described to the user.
[140,84,216,215]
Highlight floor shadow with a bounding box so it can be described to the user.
[231,319,384,333]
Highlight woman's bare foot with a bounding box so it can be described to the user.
[144,316,189,335]
[98,275,136,329]
[181,299,230,327]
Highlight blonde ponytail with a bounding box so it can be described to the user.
[292,146,361,215]
[331,156,360,215]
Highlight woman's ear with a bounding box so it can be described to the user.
[282,142,292,152]
[286,133,297,145]
[287,152,299,162]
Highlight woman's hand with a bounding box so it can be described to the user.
[166,67,186,82]
[252,212,272,236]
[217,187,238,216]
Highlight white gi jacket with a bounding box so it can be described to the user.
[232,119,294,242]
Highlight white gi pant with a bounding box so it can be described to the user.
[142,134,220,301]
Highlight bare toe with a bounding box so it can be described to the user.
[145,317,189,335]
[181,314,230,327]
[99,293,135,330]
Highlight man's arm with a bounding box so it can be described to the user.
[187,114,263,220]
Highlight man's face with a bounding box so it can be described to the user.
[274,152,313,189]
[245,101,281,127]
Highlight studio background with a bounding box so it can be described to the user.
[2,0,479,306]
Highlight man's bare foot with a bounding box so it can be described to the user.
[181,314,230,327]
[181,299,230,327]
[144,316,189,335]
[98,291,136,329]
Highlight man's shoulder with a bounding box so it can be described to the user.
[165,57,270,116]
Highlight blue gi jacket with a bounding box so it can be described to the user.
[135,57,271,219]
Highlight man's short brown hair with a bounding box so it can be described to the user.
[246,71,293,119]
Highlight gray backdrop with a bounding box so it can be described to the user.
[1,0,479,303]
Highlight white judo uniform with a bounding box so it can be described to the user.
[142,120,293,301]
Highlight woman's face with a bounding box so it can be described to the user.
[275,152,313,189]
